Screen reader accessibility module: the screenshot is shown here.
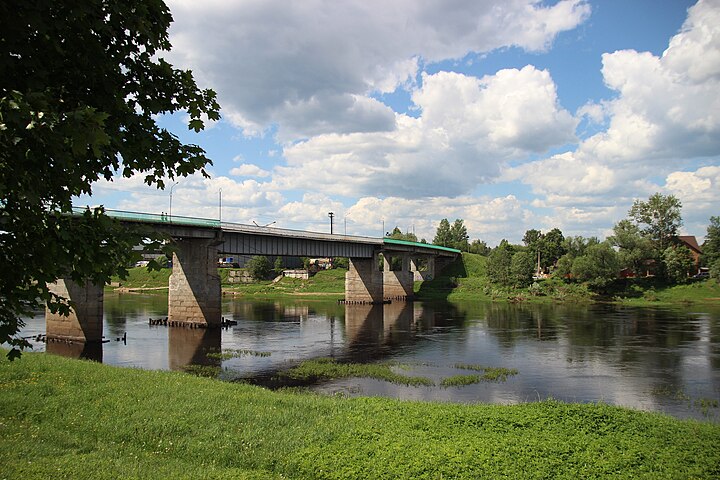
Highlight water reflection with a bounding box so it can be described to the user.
[15,294,720,422]
[46,341,103,362]
[168,328,221,371]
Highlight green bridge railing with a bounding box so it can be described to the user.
[71,208,461,255]
[72,207,221,228]
[382,237,461,254]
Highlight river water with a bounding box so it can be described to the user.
[17,292,720,422]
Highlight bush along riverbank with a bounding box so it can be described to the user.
[1,352,719,479]
[416,253,720,306]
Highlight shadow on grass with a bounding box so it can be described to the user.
[416,256,467,301]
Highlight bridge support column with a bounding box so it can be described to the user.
[168,237,221,327]
[411,256,435,281]
[46,278,104,343]
[383,253,414,301]
[345,252,383,304]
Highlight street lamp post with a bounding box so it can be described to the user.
[169,181,179,221]
[328,212,334,234]
[219,188,222,223]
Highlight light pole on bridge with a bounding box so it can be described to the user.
[169,181,179,221]
[328,212,334,234]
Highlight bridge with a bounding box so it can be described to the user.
[46,209,460,343]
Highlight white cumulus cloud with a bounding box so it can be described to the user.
[276,66,576,198]
[166,0,590,140]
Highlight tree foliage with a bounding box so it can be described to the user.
[388,227,418,243]
[0,1,220,358]
[246,256,272,280]
[468,239,491,256]
[510,251,535,288]
[703,216,720,267]
[662,245,695,283]
[608,219,653,276]
[570,243,619,290]
[449,219,469,251]
[433,219,452,247]
[541,228,566,269]
[628,193,683,254]
[487,240,513,286]
[433,218,469,251]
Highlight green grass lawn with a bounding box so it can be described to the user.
[223,268,346,299]
[1,352,718,479]
[108,267,172,290]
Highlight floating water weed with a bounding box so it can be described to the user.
[206,349,271,360]
[441,374,482,387]
[453,363,518,382]
[282,358,434,386]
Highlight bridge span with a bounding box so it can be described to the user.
[46,210,459,344]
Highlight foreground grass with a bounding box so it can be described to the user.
[1,353,719,479]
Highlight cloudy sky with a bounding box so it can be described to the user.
[80,0,720,245]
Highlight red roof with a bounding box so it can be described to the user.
[678,236,702,253]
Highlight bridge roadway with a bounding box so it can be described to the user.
[45,209,459,344]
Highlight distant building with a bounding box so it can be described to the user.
[677,236,703,273]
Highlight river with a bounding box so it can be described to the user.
[16,292,720,422]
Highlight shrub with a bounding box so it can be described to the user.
[246,255,272,280]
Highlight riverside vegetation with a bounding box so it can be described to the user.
[110,252,720,306]
[2,352,719,479]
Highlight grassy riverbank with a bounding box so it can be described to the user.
[1,352,718,479]
[109,257,720,305]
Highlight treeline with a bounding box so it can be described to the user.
[432,194,720,292]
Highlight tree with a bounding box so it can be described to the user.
[628,193,683,253]
[487,240,513,286]
[510,251,535,288]
[449,219,469,251]
[388,226,418,243]
[522,229,543,249]
[273,256,284,276]
[662,246,695,283]
[541,228,566,270]
[562,236,599,258]
[522,229,543,272]
[1,1,220,358]
[246,256,272,280]
[571,243,619,290]
[554,254,574,280]
[608,219,653,276]
[468,239,490,256]
[702,216,720,267]
[433,219,452,247]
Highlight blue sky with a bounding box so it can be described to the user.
[81,0,719,245]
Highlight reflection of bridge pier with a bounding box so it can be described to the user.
[344,302,415,354]
[383,301,413,345]
[46,340,103,362]
[168,327,221,371]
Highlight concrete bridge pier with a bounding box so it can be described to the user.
[168,237,222,327]
[46,278,104,343]
[345,252,383,304]
[382,253,414,301]
[411,256,435,281]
